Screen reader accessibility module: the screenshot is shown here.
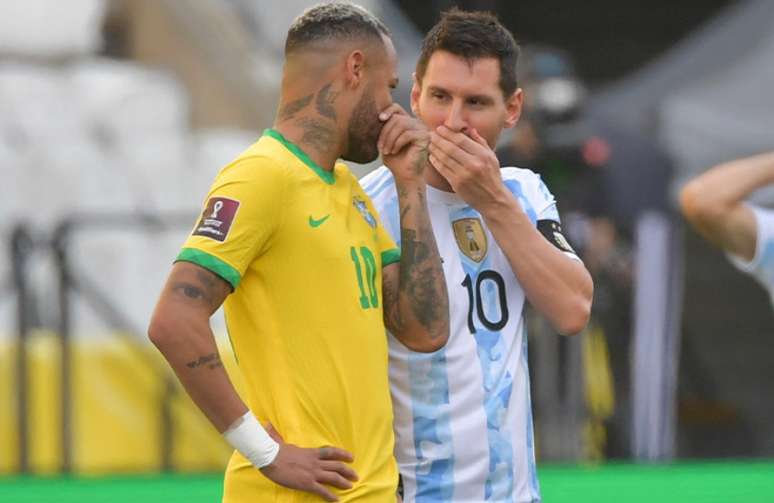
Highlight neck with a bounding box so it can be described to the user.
[273,116,342,172]
[273,82,346,172]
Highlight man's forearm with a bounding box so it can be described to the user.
[482,196,592,336]
[685,151,774,209]
[680,152,774,260]
[149,311,247,433]
[390,181,449,350]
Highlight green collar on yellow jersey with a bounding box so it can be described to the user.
[263,128,335,185]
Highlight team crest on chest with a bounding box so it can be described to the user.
[353,196,377,228]
[452,218,488,262]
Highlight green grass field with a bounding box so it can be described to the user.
[2,461,773,502]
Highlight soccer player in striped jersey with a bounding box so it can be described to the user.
[681,151,774,303]
[148,3,448,502]
[361,9,593,502]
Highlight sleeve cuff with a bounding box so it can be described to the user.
[381,248,401,267]
[175,248,241,290]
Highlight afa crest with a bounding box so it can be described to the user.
[452,218,487,262]
[353,197,377,228]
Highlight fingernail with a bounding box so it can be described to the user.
[379,112,388,120]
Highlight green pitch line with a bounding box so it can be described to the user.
[2,462,773,502]
[0,474,223,503]
[539,461,774,503]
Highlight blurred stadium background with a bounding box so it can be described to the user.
[1,0,773,501]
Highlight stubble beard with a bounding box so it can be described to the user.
[342,87,382,164]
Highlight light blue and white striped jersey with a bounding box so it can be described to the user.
[361,165,568,503]
[728,205,774,305]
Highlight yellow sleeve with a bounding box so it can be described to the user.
[356,184,400,267]
[378,226,401,267]
[176,156,288,289]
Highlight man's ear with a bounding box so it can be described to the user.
[410,72,421,115]
[503,88,524,129]
[344,50,366,88]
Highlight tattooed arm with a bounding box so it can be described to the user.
[149,262,357,498]
[148,261,246,432]
[379,105,449,352]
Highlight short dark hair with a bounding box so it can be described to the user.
[285,2,390,55]
[416,8,520,97]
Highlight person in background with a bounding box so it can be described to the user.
[681,151,774,301]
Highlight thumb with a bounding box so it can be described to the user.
[265,422,284,443]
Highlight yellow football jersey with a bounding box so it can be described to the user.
[177,129,400,502]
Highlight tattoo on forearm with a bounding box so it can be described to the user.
[413,146,429,177]
[185,352,223,370]
[398,186,448,335]
[296,117,336,153]
[389,187,449,340]
[400,228,442,329]
[278,94,313,121]
[383,271,404,333]
[315,83,339,120]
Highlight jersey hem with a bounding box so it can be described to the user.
[176,247,241,289]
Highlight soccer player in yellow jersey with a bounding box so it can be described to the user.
[148,3,449,502]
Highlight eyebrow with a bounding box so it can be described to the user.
[427,85,494,103]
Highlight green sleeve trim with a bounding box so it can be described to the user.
[175,248,241,290]
[381,248,401,267]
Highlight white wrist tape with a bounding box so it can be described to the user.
[223,411,280,468]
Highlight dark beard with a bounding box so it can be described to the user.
[342,87,382,164]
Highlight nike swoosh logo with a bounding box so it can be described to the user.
[309,214,330,228]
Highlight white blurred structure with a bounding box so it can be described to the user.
[592,0,774,199]
[0,1,253,339]
[0,0,106,58]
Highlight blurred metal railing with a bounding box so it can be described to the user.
[11,212,195,474]
[11,224,34,474]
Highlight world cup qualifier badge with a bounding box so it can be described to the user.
[353,197,377,228]
[193,197,240,242]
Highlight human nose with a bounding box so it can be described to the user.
[443,99,467,133]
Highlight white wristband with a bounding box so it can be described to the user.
[223,411,280,468]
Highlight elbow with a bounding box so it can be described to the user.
[680,179,721,228]
[555,276,593,336]
[555,300,591,336]
[399,324,450,353]
[147,311,178,351]
[147,317,166,349]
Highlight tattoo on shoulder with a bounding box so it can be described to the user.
[171,268,227,308]
[278,94,313,121]
[185,352,223,370]
[315,83,339,120]
[172,281,212,304]
[196,269,217,290]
